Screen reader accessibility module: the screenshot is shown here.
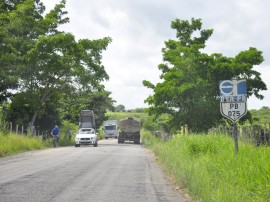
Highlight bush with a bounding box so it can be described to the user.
[143,132,270,202]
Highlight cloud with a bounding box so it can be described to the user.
[43,0,270,110]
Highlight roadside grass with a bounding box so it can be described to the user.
[0,132,45,157]
[0,132,77,158]
[142,130,270,202]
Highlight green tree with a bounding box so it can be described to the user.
[115,104,125,112]
[1,0,112,127]
[60,89,115,128]
[143,18,267,133]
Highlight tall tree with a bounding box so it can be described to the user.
[59,88,115,128]
[1,0,112,127]
[143,18,266,132]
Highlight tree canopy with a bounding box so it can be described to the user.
[1,0,113,128]
[143,18,267,133]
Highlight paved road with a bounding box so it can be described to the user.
[0,139,188,202]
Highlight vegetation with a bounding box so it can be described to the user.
[1,108,270,201]
[0,119,78,157]
[1,0,114,131]
[0,3,269,201]
[142,131,270,202]
[0,132,45,157]
[105,111,149,124]
[249,108,270,125]
[143,18,267,133]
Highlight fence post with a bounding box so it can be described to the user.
[233,123,238,153]
[242,126,246,140]
[264,123,267,144]
[16,124,19,134]
[10,122,12,132]
[268,123,270,144]
[22,126,24,135]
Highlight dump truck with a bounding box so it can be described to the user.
[103,120,118,139]
[78,110,96,129]
[75,110,98,147]
[118,117,141,144]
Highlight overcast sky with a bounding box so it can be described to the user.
[44,0,270,110]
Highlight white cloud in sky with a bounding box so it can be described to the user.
[43,0,270,110]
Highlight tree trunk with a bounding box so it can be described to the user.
[29,110,38,128]
[28,89,53,128]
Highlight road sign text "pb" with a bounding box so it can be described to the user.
[230,103,238,109]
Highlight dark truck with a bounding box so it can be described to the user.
[118,117,141,144]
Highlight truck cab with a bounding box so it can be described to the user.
[103,120,118,139]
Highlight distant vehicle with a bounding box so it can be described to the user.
[118,117,141,144]
[75,110,98,147]
[103,120,118,139]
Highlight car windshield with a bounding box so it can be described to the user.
[79,129,95,134]
[105,125,116,130]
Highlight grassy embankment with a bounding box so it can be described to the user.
[142,130,270,202]
[0,131,77,157]
[0,120,77,157]
[0,132,46,157]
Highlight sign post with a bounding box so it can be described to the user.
[219,79,247,153]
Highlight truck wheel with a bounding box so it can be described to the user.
[94,142,98,147]
[118,138,123,144]
[75,144,80,147]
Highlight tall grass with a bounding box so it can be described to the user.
[0,132,45,157]
[142,131,270,202]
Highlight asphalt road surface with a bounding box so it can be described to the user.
[0,139,188,202]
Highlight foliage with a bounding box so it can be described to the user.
[0,107,9,136]
[0,0,112,128]
[56,120,77,146]
[0,132,45,157]
[143,113,171,132]
[260,106,269,110]
[115,104,125,112]
[143,18,267,133]
[249,108,270,125]
[129,108,146,113]
[105,111,149,125]
[142,132,270,202]
[59,90,115,128]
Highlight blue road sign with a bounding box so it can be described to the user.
[219,79,247,123]
[219,80,247,96]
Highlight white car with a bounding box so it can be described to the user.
[75,128,98,147]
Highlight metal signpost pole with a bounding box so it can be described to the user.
[219,79,247,154]
[233,122,238,153]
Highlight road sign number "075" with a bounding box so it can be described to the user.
[228,111,240,117]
